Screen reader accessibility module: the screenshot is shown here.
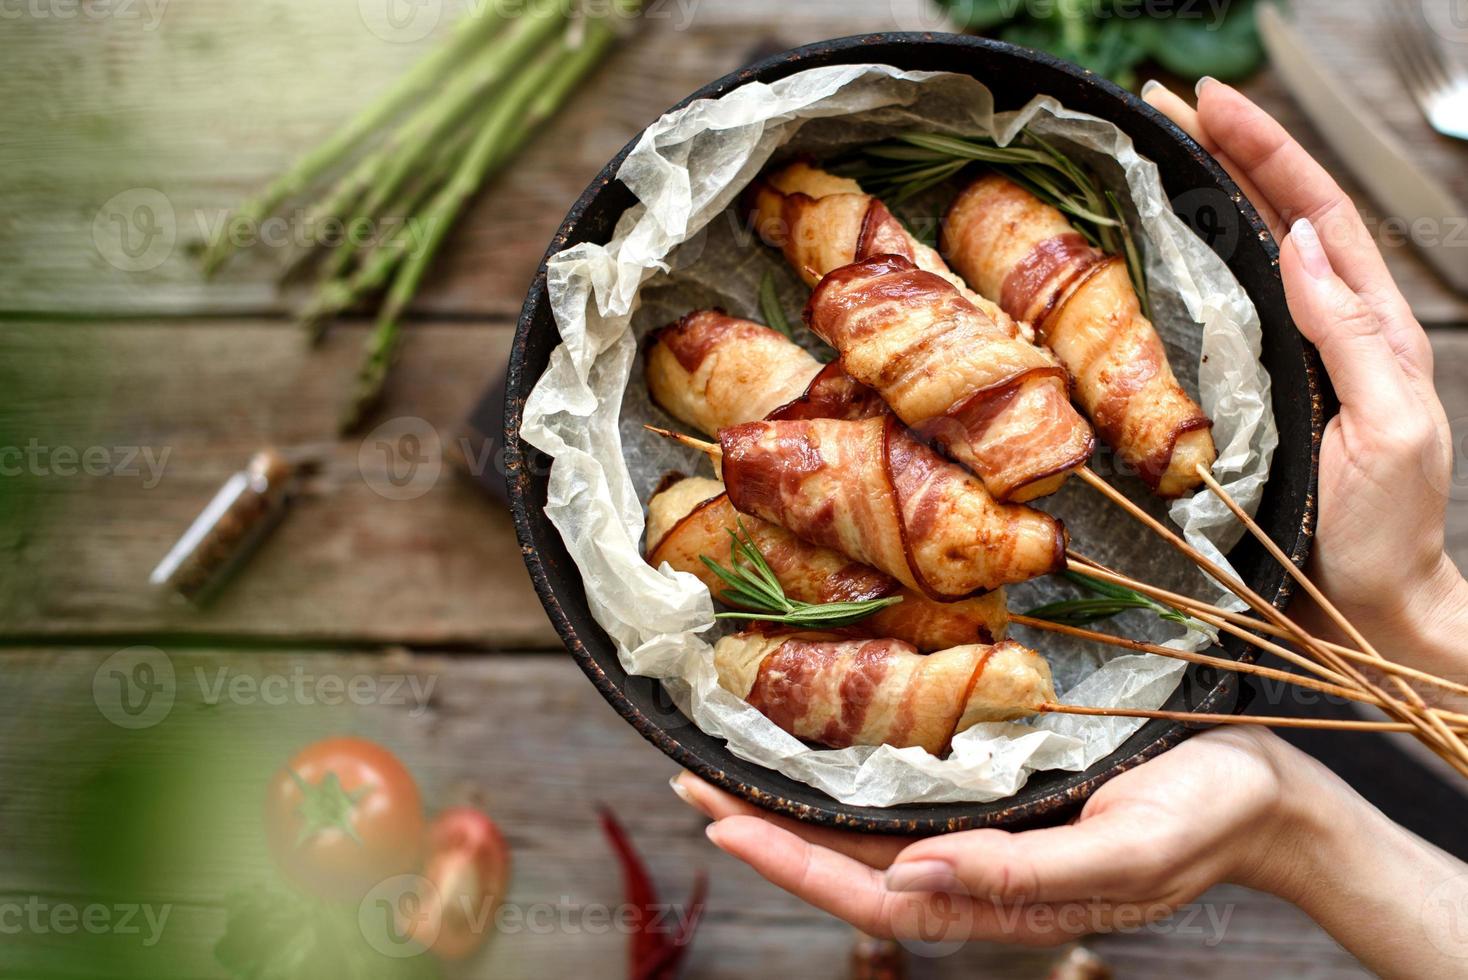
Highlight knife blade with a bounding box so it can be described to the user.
[1258,3,1468,294]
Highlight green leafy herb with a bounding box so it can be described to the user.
[759,271,794,339]
[839,130,1152,317]
[700,520,903,628]
[934,0,1266,87]
[1025,570,1215,640]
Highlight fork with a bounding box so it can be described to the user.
[1381,0,1468,141]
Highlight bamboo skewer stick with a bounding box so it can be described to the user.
[1075,466,1468,776]
[1066,554,1468,700]
[1037,702,1468,733]
[641,427,1468,753]
[1012,614,1468,727]
[1192,462,1468,760]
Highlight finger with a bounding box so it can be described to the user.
[1281,218,1418,417]
[704,815,901,936]
[886,812,1148,906]
[671,772,910,868]
[1140,79,1280,233]
[1194,81,1425,372]
[705,816,1077,946]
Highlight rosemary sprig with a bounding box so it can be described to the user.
[699,520,902,628]
[1025,570,1216,640]
[838,129,1152,319]
[758,271,794,339]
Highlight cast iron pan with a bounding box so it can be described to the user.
[504,33,1327,834]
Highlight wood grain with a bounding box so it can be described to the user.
[0,318,557,648]
[0,648,1368,979]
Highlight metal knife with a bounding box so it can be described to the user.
[1259,3,1468,294]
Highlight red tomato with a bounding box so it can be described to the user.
[409,807,511,961]
[264,737,424,901]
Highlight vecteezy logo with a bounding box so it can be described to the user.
[92,188,177,273]
[358,0,442,43]
[359,874,437,957]
[1169,187,1243,263]
[358,416,443,501]
[92,646,176,729]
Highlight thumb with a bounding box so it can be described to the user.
[1281,218,1416,418]
[884,813,1141,905]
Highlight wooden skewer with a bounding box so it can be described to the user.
[1066,554,1468,700]
[1074,466,1468,775]
[1190,462,1468,761]
[1011,615,1468,726]
[1037,702,1468,734]
[643,427,1468,751]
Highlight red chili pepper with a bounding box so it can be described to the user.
[598,806,707,980]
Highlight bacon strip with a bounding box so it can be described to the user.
[806,254,1095,502]
[747,161,1036,343]
[714,632,1056,754]
[720,417,1066,600]
[646,476,1009,651]
[942,174,1217,497]
[645,310,824,436]
[645,310,882,437]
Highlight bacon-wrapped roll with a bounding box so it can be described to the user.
[806,254,1094,502]
[942,174,1217,497]
[748,161,1035,342]
[720,417,1066,599]
[646,475,1009,651]
[714,632,1055,753]
[645,310,825,435]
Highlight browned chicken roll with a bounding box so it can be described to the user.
[747,161,1035,342]
[714,632,1056,754]
[806,253,1095,502]
[720,417,1067,600]
[942,174,1217,497]
[645,310,826,435]
[646,475,1009,651]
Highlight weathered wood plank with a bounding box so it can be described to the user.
[0,649,1368,979]
[4,0,1464,322]
[0,318,557,647]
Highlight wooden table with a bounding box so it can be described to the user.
[3,1,1464,976]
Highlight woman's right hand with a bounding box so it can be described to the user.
[1144,79,1468,687]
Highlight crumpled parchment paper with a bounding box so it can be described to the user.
[520,64,1278,806]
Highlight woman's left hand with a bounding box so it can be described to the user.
[673,728,1312,946]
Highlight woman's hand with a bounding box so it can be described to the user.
[1143,80,1468,685]
[675,728,1468,975]
[675,728,1309,947]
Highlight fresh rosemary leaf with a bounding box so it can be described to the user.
[758,272,793,339]
[837,129,1152,316]
[700,521,903,629]
[1024,570,1215,639]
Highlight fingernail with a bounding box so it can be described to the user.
[1290,217,1332,279]
[884,859,962,894]
[1195,75,1217,97]
[670,774,706,814]
[1140,79,1164,99]
[704,822,727,848]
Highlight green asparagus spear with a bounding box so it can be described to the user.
[341,11,630,431]
[200,5,511,276]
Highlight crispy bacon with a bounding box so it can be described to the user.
[942,174,1217,497]
[720,417,1066,600]
[714,632,1056,754]
[645,310,884,437]
[806,254,1095,502]
[645,476,1009,651]
[747,161,1036,343]
[645,310,823,436]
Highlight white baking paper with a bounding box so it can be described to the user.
[520,64,1277,806]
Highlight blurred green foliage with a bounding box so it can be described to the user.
[939,0,1268,89]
